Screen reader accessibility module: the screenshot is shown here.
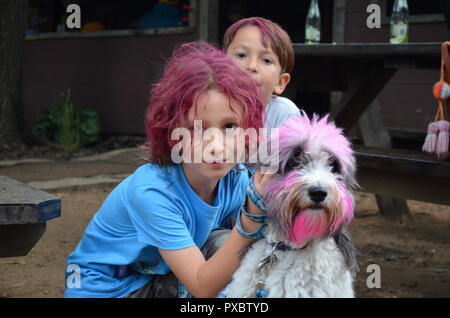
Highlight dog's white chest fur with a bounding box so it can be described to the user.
[224,237,354,298]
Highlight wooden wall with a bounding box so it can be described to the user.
[23,33,196,135]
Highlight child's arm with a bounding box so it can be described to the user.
[159,172,271,298]
[159,226,253,298]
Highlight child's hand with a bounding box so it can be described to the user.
[241,169,273,234]
[252,169,274,197]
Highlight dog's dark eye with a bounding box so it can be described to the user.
[283,146,303,173]
[329,158,341,174]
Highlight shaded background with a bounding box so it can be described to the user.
[22,0,450,144]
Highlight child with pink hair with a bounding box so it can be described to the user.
[64,42,270,298]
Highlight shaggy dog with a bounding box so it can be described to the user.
[225,113,357,298]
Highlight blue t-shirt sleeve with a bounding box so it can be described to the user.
[265,96,301,129]
[126,185,195,251]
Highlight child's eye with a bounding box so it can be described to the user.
[235,52,246,59]
[262,57,273,64]
[224,123,238,129]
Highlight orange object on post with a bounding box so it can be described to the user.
[432,81,450,100]
[423,42,450,160]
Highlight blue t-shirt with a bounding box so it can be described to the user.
[64,163,249,298]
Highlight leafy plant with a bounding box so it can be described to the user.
[32,90,101,151]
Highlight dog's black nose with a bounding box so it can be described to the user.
[308,187,327,203]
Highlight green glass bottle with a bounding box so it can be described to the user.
[390,0,409,44]
[305,0,321,44]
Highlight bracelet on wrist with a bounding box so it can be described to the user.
[241,205,267,224]
[236,208,266,240]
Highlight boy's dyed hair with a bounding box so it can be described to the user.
[223,17,294,74]
[143,42,265,166]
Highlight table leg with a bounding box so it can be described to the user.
[333,65,397,131]
[0,222,46,258]
[358,100,411,222]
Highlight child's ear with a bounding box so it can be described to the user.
[273,73,291,95]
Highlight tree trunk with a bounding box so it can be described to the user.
[0,0,28,149]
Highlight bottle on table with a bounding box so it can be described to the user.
[305,0,321,44]
[390,0,409,44]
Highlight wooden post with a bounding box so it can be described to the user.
[358,100,411,222]
[332,0,347,43]
[198,0,219,44]
[329,0,347,114]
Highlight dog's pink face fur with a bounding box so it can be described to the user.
[263,112,356,248]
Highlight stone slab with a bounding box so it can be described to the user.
[0,176,61,225]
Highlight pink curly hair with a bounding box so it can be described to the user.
[142,41,265,166]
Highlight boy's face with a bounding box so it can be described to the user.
[226,26,290,104]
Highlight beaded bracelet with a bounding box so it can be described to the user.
[246,176,268,213]
[236,208,266,240]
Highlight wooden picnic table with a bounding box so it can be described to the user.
[355,145,450,206]
[288,43,448,217]
[0,176,61,258]
[289,42,442,130]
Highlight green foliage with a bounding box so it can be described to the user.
[32,90,101,151]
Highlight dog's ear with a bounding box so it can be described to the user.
[333,229,358,275]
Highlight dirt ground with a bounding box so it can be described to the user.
[1,161,449,297]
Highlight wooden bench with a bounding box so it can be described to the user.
[355,146,450,209]
[0,176,61,258]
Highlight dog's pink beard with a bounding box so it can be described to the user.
[287,210,328,248]
[287,189,354,248]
